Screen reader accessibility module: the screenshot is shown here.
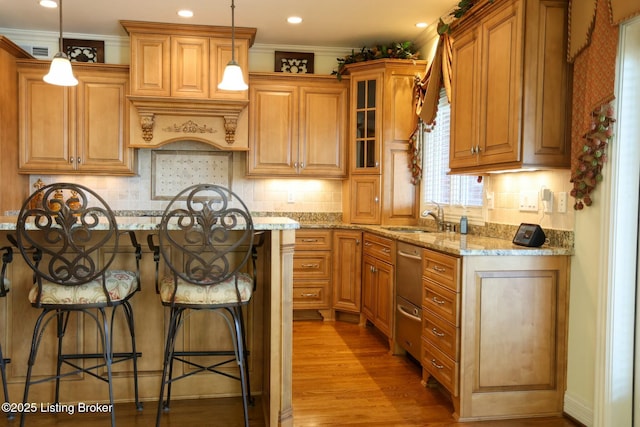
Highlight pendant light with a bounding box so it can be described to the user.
[43,0,78,86]
[217,0,248,91]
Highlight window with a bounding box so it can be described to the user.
[421,90,484,222]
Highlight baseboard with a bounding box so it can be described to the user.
[564,392,593,426]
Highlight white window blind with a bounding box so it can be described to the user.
[422,90,484,218]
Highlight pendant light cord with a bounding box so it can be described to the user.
[58,0,64,53]
[230,0,236,62]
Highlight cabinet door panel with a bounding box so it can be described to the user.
[129,34,170,96]
[76,74,132,173]
[350,175,381,224]
[450,30,479,169]
[171,37,209,98]
[478,2,522,165]
[299,86,347,177]
[210,37,249,101]
[332,230,362,313]
[18,69,74,172]
[362,255,376,320]
[374,260,394,338]
[248,85,298,174]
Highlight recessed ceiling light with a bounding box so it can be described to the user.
[415,22,428,28]
[287,16,303,24]
[178,9,194,18]
[39,0,58,8]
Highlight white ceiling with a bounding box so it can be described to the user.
[0,0,458,48]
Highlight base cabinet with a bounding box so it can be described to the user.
[453,255,569,420]
[362,233,395,339]
[332,230,363,314]
[292,229,332,315]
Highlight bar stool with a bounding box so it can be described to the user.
[0,246,14,420]
[9,182,143,427]
[147,184,257,427]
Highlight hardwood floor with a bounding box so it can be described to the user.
[292,320,580,427]
[0,319,581,427]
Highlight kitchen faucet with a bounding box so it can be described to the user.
[421,201,445,232]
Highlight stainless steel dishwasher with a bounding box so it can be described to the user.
[395,241,423,361]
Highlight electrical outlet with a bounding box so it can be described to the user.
[541,187,553,213]
[558,192,568,213]
[287,190,295,203]
[486,192,495,210]
[519,191,539,212]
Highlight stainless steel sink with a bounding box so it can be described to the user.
[381,226,431,234]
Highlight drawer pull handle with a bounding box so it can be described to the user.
[301,263,320,268]
[431,359,444,369]
[301,239,319,242]
[433,265,446,273]
[431,328,445,337]
[300,293,318,297]
[382,248,391,253]
[364,242,372,247]
[432,296,446,305]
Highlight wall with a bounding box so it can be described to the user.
[27,141,343,214]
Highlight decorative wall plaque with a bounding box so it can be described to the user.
[275,51,314,74]
[63,38,105,63]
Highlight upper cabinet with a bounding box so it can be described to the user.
[449,0,571,173]
[342,59,426,225]
[17,60,135,175]
[247,73,349,178]
[120,21,256,150]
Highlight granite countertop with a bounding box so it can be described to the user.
[0,211,570,256]
[0,216,300,232]
[298,222,573,256]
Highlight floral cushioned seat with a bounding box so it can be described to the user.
[159,272,253,305]
[28,270,138,305]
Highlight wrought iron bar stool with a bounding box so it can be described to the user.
[9,182,143,427]
[0,246,14,420]
[147,184,258,427]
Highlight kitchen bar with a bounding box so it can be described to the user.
[0,215,299,427]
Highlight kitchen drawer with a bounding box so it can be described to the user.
[422,338,459,396]
[423,308,459,361]
[363,233,394,264]
[423,278,459,326]
[292,283,330,309]
[295,229,332,251]
[293,252,331,279]
[423,249,460,292]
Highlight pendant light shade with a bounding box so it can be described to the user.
[44,0,78,87]
[218,0,248,91]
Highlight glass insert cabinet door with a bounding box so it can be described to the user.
[352,73,382,173]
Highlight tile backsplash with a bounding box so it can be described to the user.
[28,141,343,214]
[27,141,574,233]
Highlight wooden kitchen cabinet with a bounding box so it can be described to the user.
[455,255,570,421]
[342,59,425,224]
[123,22,253,101]
[332,230,363,314]
[247,73,348,178]
[0,38,30,212]
[362,232,395,341]
[17,60,135,175]
[421,249,461,396]
[293,229,333,317]
[449,0,571,173]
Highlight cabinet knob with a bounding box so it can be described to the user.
[294,162,298,168]
[374,196,379,203]
[300,162,305,169]
[70,157,74,163]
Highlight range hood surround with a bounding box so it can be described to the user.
[121,20,256,150]
[128,96,248,149]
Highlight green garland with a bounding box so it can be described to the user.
[333,42,419,79]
